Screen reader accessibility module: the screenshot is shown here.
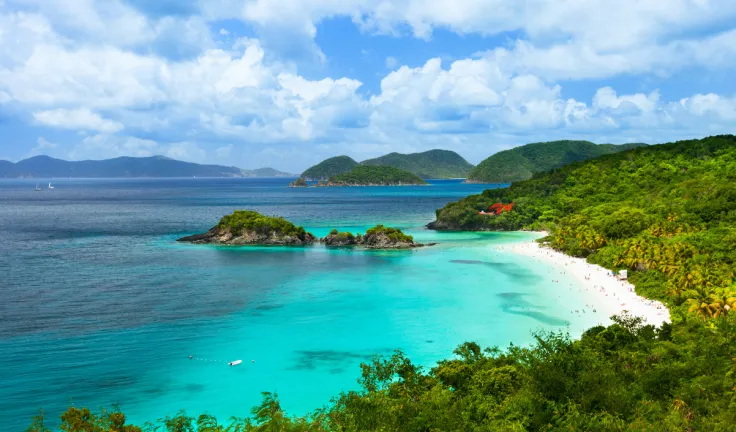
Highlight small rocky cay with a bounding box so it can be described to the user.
[177,210,317,245]
[177,211,429,249]
[321,225,430,249]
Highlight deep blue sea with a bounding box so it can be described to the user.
[0,178,599,430]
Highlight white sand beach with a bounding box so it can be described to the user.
[500,237,670,327]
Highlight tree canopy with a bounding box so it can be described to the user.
[327,165,427,186]
[466,140,647,183]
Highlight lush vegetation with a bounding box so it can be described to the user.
[361,149,474,179]
[434,135,736,318]
[327,165,427,186]
[301,156,359,180]
[26,136,736,430]
[364,224,414,243]
[466,140,647,183]
[218,210,308,239]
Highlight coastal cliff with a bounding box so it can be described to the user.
[177,210,316,245]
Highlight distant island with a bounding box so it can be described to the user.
[301,156,359,180]
[322,225,428,249]
[0,155,295,178]
[325,165,427,186]
[465,140,647,183]
[301,150,473,180]
[177,210,316,245]
[361,150,473,179]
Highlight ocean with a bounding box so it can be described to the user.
[0,178,604,429]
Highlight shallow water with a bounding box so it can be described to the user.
[0,178,604,429]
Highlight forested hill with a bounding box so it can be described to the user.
[360,149,473,178]
[0,155,294,178]
[432,134,736,317]
[327,165,427,186]
[466,140,647,183]
[301,155,359,180]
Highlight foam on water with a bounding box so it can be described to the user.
[0,178,603,429]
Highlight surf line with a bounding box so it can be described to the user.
[189,356,255,366]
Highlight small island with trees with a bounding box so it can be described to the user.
[322,225,428,249]
[177,210,317,245]
[178,211,428,249]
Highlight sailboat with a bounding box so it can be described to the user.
[35,183,42,191]
[48,182,54,189]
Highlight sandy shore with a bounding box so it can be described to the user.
[498,237,670,327]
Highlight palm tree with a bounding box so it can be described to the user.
[709,289,736,318]
[685,287,715,320]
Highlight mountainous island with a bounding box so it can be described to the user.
[326,165,427,186]
[301,155,359,180]
[361,149,473,179]
[0,155,295,178]
[465,140,647,183]
[300,149,473,181]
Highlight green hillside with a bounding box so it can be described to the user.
[361,149,474,178]
[301,156,358,180]
[327,165,427,186]
[466,140,647,183]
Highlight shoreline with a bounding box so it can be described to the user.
[500,237,670,327]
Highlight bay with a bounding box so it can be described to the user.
[0,178,600,429]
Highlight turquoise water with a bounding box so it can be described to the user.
[0,179,601,429]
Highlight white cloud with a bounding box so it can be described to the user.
[165,142,207,161]
[0,0,735,171]
[215,144,233,158]
[33,108,125,133]
[69,134,158,160]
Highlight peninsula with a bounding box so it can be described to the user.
[177,210,316,245]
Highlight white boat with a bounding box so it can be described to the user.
[35,183,42,191]
[48,182,54,189]
[228,360,242,366]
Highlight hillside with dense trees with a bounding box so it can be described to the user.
[326,165,427,186]
[361,149,474,178]
[26,136,736,431]
[301,156,359,180]
[466,140,647,183]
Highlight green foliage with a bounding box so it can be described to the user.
[301,156,358,180]
[327,228,355,240]
[360,149,474,179]
[435,135,736,320]
[218,210,308,239]
[466,140,647,183]
[364,224,414,243]
[327,165,427,186]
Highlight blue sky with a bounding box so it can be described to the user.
[1,0,735,172]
